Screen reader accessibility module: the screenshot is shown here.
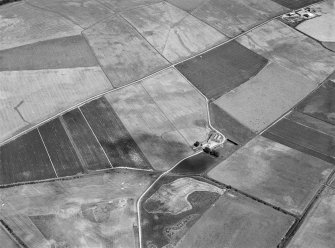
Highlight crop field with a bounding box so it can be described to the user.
[0,169,156,248]
[192,0,288,37]
[237,19,335,83]
[175,190,295,248]
[208,136,334,214]
[0,2,82,50]
[175,40,268,100]
[166,0,207,12]
[0,67,112,143]
[105,82,193,171]
[272,0,322,9]
[0,130,56,185]
[27,0,113,28]
[0,35,98,71]
[80,97,152,169]
[140,176,225,247]
[83,16,169,88]
[213,62,317,132]
[121,2,226,62]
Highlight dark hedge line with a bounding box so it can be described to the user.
[0,0,21,6]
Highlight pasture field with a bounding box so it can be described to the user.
[27,0,112,28]
[175,40,267,100]
[80,97,152,169]
[175,190,295,248]
[140,68,210,145]
[296,80,335,126]
[0,130,56,185]
[287,187,335,248]
[208,136,334,215]
[213,62,316,132]
[83,16,169,88]
[105,83,193,171]
[140,176,225,247]
[192,0,288,37]
[237,19,335,83]
[0,67,112,144]
[0,169,156,248]
[0,2,82,50]
[0,35,98,71]
[39,118,84,177]
[122,2,226,63]
[61,108,111,171]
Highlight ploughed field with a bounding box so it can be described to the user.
[0,0,335,247]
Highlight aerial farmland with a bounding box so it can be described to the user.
[0,0,335,247]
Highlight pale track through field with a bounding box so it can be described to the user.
[0,1,328,247]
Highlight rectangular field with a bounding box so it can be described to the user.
[0,67,112,144]
[175,41,268,100]
[39,118,84,177]
[105,83,193,171]
[208,136,334,215]
[0,130,56,184]
[83,16,169,88]
[61,108,111,171]
[80,97,152,169]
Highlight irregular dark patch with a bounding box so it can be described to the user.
[171,142,238,176]
[296,80,335,125]
[61,109,111,171]
[140,176,222,248]
[175,40,268,100]
[271,0,322,9]
[39,118,84,177]
[263,118,335,163]
[0,130,56,185]
[0,35,98,71]
[0,0,21,6]
[80,97,152,169]
[209,102,256,145]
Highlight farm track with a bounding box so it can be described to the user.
[0,1,331,247]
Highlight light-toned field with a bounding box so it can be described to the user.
[208,136,333,214]
[83,16,169,87]
[0,35,98,71]
[213,62,316,132]
[96,0,160,11]
[104,82,193,171]
[122,2,227,62]
[27,0,113,29]
[287,187,335,248]
[0,169,156,248]
[0,3,82,51]
[144,177,225,215]
[296,0,335,42]
[192,0,288,37]
[141,68,210,145]
[166,0,206,12]
[175,190,295,248]
[0,67,112,143]
[0,227,19,248]
[237,19,335,83]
